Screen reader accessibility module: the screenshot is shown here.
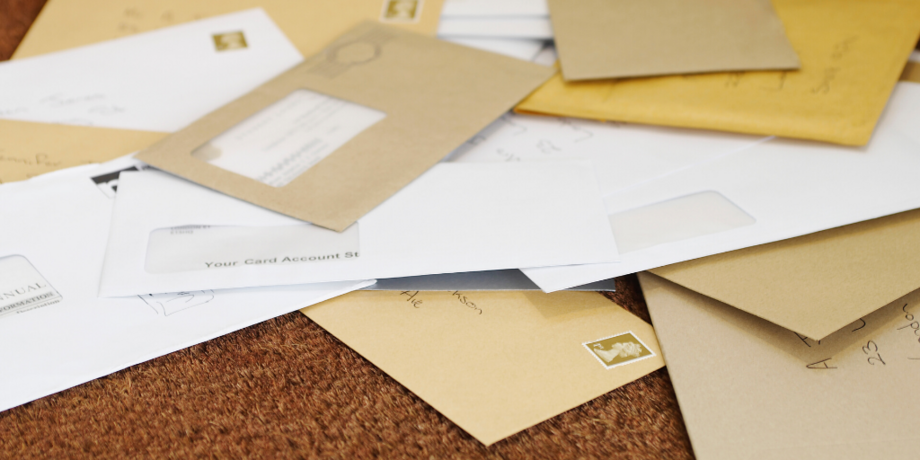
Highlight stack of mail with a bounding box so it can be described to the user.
[3,0,920,453]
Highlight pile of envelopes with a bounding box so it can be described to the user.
[1,0,919,454]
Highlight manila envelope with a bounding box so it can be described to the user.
[650,207,920,341]
[1,0,444,183]
[301,290,663,445]
[0,121,165,184]
[639,272,920,460]
[136,22,555,231]
[547,0,799,81]
[517,0,920,145]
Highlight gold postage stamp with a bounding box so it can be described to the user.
[212,31,248,52]
[381,0,423,23]
[583,331,655,369]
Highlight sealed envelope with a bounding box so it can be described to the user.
[547,0,799,81]
[518,0,920,145]
[136,22,554,231]
[640,272,920,460]
[302,290,663,445]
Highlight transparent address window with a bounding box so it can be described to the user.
[192,89,386,187]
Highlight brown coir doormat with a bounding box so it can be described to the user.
[0,277,693,458]
[0,2,694,456]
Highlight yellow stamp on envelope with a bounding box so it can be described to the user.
[584,332,655,369]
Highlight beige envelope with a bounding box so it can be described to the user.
[650,208,920,341]
[547,0,799,81]
[15,0,443,59]
[639,272,920,460]
[137,22,554,231]
[0,120,165,183]
[1,0,444,184]
[518,0,920,145]
[301,290,663,445]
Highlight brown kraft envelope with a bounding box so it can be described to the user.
[547,0,800,81]
[2,0,444,184]
[136,22,555,231]
[639,272,920,460]
[301,290,663,445]
[650,207,920,341]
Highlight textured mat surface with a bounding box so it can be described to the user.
[0,2,694,457]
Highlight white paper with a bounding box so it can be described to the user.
[0,166,371,413]
[640,273,920,460]
[0,9,302,132]
[522,81,920,292]
[100,162,618,296]
[441,0,548,17]
[437,17,553,39]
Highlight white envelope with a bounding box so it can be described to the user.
[441,0,549,17]
[99,162,618,296]
[447,113,768,197]
[0,9,302,132]
[522,81,920,291]
[437,17,553,39]
[0,164,371,414]
[640,272,920,460]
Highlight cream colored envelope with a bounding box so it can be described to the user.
[547,0,799,81]
[1,0,444,184]
[650,208,920,341]
[302,290,663,445]
[0,121,164,183]
[137,22,554,231]
[15,0,443,59]
[640,272,920,460]
[518,0,920,145]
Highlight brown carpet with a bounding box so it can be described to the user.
[0,3,694,457]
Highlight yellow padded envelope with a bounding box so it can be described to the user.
[517,0,920,145]
[1,0,443,183]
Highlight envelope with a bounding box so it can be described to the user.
[0,9,303,132]
[301,290,663,445]
[0,8,304,183]
[100,162,617,296]
[520,81,920,293]
[2,0,445,184]
[441,37,547,61]
[639,272,920,460]
[517,0,920,145]
[650,208,920,340]
[0,162,371,414]
[446,112,768,197]
[441,0,548,17]
[367,270,616,291]
[137,22,554,231]
[13,0,444,59]
[0,120,164,183]
[437,17,553,39]
[547,0,799,81]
